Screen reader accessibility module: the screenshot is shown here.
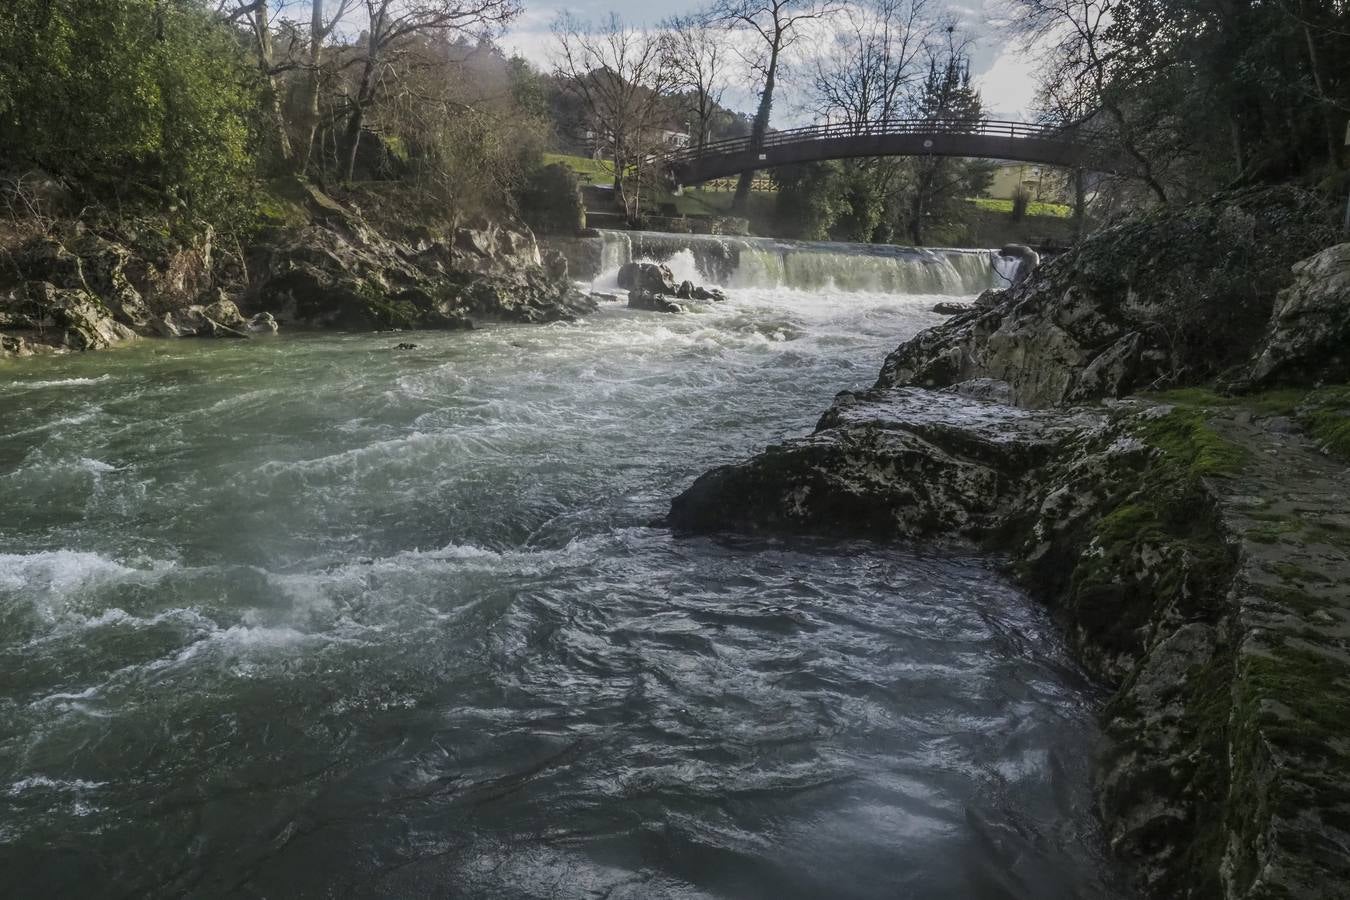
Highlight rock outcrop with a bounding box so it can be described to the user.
[1246,242,1350,387]
[617,261,726,314]
[875,187,1339,407]
[254,195,595,330]
[0,187,594,354]
[670,383,1350,899]
[666,189,1350,899]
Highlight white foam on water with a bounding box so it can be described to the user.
[4,375,112,390]
[7,776,107,796]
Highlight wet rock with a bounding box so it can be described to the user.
[668,387,1103,540]
[628,290,683,314]
[931,301,974,316]
[541,248,569,281]
[395,342,419,350]
[247,312,279,334]
[257,198,594,331]
[589,291,622,303]
[617,261,676,295]
[676,280,695,300]
[0,334,32,357]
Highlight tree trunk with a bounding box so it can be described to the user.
[297,0,326,174]
[734,41,781,214]
[255,0,294,166]
[344,52,378,183]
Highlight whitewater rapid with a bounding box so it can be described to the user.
[0,240,1123,898]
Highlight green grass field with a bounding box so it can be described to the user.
[543,153,615,186]
[969,197,1073,218]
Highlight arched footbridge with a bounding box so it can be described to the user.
[663,118,1126,187]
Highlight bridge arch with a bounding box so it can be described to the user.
[663,119,1122,187]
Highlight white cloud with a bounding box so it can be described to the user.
[975,47,1038,118]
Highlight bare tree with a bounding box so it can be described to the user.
[341,0,521,182]
[1010,0,1169,202]
[216,0,302,166]
[809,0,938,131]
[713,0,839,212]
[553,14,673,223]
[661,14,729,154]
[293,0,359,174]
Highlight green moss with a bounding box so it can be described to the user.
[1269,561,1333,585]
[1302,394,1350,462]
[1136,407,1249,478]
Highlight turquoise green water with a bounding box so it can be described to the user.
[0,285,1121,898]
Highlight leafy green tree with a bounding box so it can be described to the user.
[772,162,844,239]
[897,35,994,244]
[0,0,263,230]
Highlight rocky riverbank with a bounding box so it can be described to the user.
[667,189,1350,899]
[0,183,593,357]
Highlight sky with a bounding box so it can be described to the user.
[500,0,1041,120]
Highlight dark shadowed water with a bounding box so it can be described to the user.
[0,268,1123,898]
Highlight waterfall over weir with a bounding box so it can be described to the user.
[579,229,1010,295]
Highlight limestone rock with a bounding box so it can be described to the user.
[247,312,279,334]
[874,186,1338,406]
[1246,242,1350,386]
[19,281,136,350]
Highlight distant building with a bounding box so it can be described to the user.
[985,163,1072,204]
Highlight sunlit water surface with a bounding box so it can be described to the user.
[0,271,1123,898]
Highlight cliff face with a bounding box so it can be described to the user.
[667,190,1350,899]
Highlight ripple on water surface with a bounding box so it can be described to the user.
[0,285,1124,898]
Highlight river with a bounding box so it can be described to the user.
[0,234,1122,898]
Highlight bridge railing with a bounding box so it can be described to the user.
[664,118,1093,165]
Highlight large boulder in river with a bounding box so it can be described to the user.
[1245,242,1350,386]
[156,292,251,338]
[998,243,1040,286]
[617,261,676,295]
[874,187,1339,407]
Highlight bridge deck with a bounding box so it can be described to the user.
[664,118,1123,185]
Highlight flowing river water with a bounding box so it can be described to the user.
[0,235,1123,898]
